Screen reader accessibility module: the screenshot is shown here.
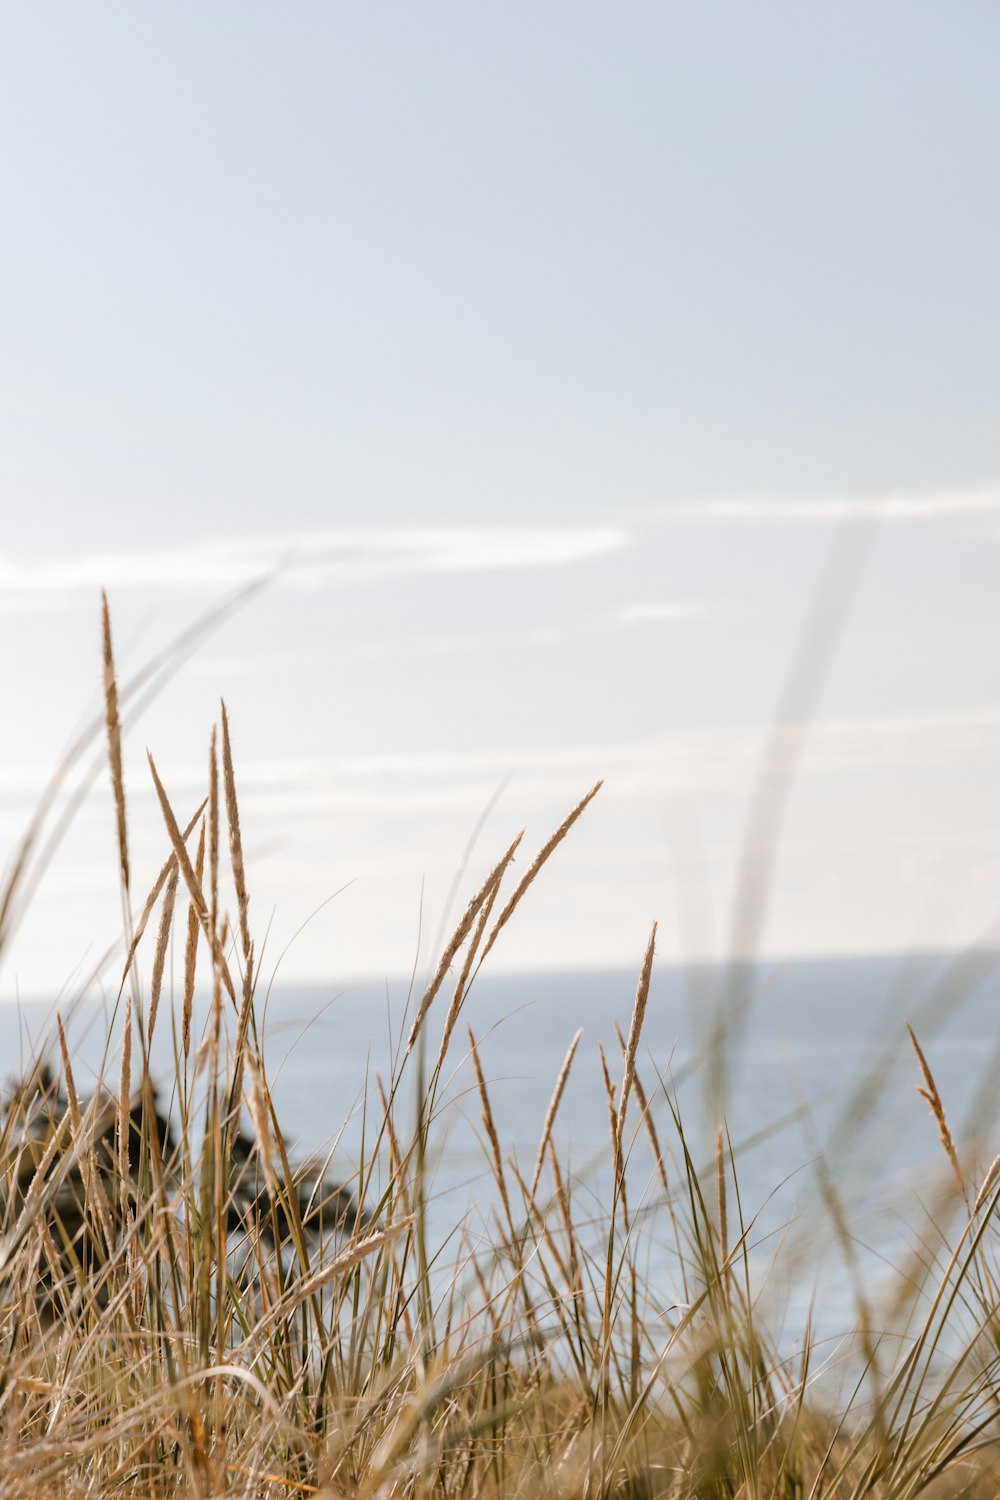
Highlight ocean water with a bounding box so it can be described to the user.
[7,950,1000,1348]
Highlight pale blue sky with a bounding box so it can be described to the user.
[1,5,999,996]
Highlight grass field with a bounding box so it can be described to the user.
[0,596,998,1499]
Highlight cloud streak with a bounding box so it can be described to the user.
[618,600,716,623]
[7,487,993,607]
[6,705,995,810]
[0,525,629,600]
[643,489,1000,526]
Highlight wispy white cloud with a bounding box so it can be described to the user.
[618,600,716,623]
[177,705,998,850]
[5,704,992,810]
[0,525,629,601]
[642,489,1000,526]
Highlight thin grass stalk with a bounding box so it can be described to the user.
[716,1125,729,1312]
[617,922,656,1141]
[0,1107,80,1275]
[101,591,130,902]
[226,943,256,1144]
[147,752,235,1003]
[467,1028,513,1234]
[0,583,266,981]
[406,833,523,1059]
[611,1022,667,1198]
[258,1222,412,1328]
[510,1162,574,1304]
[547,1139,592,1353]
[433,846,517,1079]
[595,1042,624,1445]
[119,799,207,996]
[881,1178,1000,1478]
[908,1022,966,1202]
[599,1043,626,1222]
[208,726,219,954]
[478,782,602,967]
[529,1028,583,1201]
[182,819,207,1066]
[245,1050,278,1201]
[974,1154,1000,1214]
[116,994,133,1221]
[146,865,178,1050]
[56,1013,116,1260]
[220,699,252,968]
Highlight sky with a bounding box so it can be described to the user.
[1,4,999,999]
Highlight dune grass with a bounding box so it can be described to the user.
[0,600,999,1497]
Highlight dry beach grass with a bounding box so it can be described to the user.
[0,598,999,1497]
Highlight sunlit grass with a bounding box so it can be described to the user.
[0,597,998,1498]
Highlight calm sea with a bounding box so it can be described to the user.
[7,950,1000,1344]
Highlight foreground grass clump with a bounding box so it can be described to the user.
[0,600,999,1498]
